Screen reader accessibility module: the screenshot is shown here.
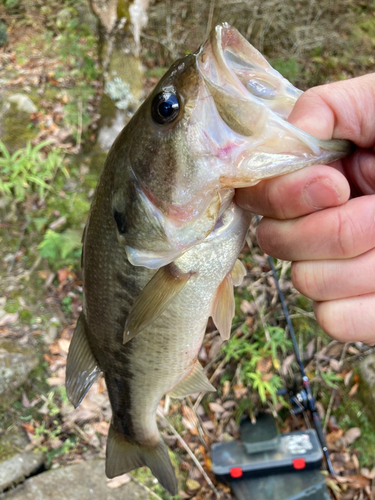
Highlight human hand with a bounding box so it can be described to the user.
[235,74,375,344]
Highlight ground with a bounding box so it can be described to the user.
[1,1,375,499]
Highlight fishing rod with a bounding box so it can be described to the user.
[266,254,335,475]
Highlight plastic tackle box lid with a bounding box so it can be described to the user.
[212,429,323,480]
[231,470,330,500]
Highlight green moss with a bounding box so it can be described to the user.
[4,298,20,314]
[269,57,300,84]
[0,441,18,462]
[1,105,38,153]
[108,50,143,99]
[333,395,375,467]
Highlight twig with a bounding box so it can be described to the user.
[323,390,336,433]
[140,34,175,55]
[345,346,375,363]
[76,99,83,153]
[156,409,220,499]
[339,342,349,368]
[206,0,216,38]
[186,397,211,445]
[71,423,101,452]
[130,475,164,500]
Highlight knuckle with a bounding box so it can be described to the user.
[292,262,324,301]
[334,210,357,257]
[314,300,355,341]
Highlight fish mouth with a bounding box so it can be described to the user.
[195,24,352,186]
[197,23,302,126]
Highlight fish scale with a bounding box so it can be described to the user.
[66,23,352,495]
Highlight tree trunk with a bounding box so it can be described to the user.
[89,0,149,150]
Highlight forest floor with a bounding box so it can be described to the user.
[1,1,375,499]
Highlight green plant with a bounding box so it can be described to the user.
[0,141,68,202]
[38,229,82,268]
[223,326,291,406]
[245,371,283,405]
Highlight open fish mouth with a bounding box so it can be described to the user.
[195,23,352,187]
[197,23,302,123]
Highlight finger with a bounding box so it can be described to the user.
[257,195,375,261]
[313,293,375,345]
[235,163,350,219]
[291,248,375,301]
[343,149,375,195]
[287,74,375,148]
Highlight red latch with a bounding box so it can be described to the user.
[230,467,243,478]
[292,458,306,470]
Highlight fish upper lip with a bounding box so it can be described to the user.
[196,23,302,122]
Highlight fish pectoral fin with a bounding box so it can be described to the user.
[66,313,100,408]
[168,361,216,398]
[106,424,178,496]
[211,273,235,341]
[232,258,247,286]
[123,263,194,343]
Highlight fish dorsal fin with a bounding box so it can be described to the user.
[211,273,235,341]
[106,424,178,495]
[232,258,247,286]
[66,313,101,408]
[123,263,194,343]
[168,361,216,398]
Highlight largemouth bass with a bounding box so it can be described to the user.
[66,24,351,495]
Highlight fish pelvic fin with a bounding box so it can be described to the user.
[211,273,235,341]
[232,259,247,286]
[168,361,216,398]
[106,424,178,496]
[66,313,100,408]
[123,263,194,343]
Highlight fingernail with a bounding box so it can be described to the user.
[304,179,340,209]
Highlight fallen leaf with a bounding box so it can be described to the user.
[222,380,230,398]
[348,382,359,396]
[344,370,353,386]
[327,429,343,444]
[0,312,19,326]
[186,479,201,491]
[281,353,295,376]
[58,338,70,355]
[343,427,361,446]
[257,356,272,373]
[233,384,247,398]
[92,421,110,436]
[47,376,65,386]
[106,473,131,489]
[209,402,225,414]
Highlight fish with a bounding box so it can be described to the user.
[66,23,351,495]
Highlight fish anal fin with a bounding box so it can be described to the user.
[66,313,100,408]
[168,361,216,398]
[232,259,247,286]
[106,424,178,496]
[212,273,235,341]
[123,263,194,343]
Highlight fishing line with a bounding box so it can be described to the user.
[253,214,335,475]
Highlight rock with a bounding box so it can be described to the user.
[1,460,148,500]
[0,426,29,463]
[0,452,45,493]
[357,353,375,426]
[7,95,37,115]
[0,341,39,407]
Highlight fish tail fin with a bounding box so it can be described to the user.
[106,424,178,496]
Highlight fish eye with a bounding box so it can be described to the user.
[151,92,180,125]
